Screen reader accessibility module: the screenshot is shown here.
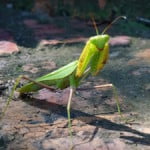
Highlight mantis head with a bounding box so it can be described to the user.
[89,16,126,50]
[90,34,109,50]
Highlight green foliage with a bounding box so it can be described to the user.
[1,0,149,21]
[56,0,115,20]
[56,0,150,20]
[8,0,34,10]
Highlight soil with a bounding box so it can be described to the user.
[0,7,150,150]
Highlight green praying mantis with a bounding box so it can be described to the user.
[1,16,126,138]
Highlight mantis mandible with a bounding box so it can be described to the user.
[1,16,126,138]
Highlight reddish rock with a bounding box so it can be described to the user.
[24,19,65,41]
[22,64,39,73]
[40,36,131,47]
[40,37,88,46]
[110,36,131,46]
[42,137,125,150]
[33,88,71,105]
[41,60,56,70]
[0,41,19,55]
[39,39,62,45]
[0,28,19,55]
[135,48,150,60]
[128,48,150,66]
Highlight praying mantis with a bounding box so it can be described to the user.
[1,16,126,138]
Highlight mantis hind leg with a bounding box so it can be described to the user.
[94,84,133,123]
[111,84,122,117]
[0,75,22,119]
[77,84,122,117]
[0,75,56,119]
[94,84,122,117]
[67,87,74,145]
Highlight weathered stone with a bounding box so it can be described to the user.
[0,28,18,55]
[0,41,19,55]
[40,36,131,47]
[42,136,126,150]
[40,37,88,46]
[135,48,150,61]
[22,64,39,73]
[24,19,65,41]
[39,39,62,45]
[131,68,150,76]
[145,84,150,91]
[41,60,56,70]
[128,48,150,66]
[33,88,71,105]
[19,127,29,134]
[110,36,131,46]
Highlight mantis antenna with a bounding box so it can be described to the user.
[102,16,127,34]
[91,17,99,35]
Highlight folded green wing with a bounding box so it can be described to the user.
[18,60,78,93]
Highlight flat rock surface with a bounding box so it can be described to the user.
[0,29,19,55]
[39,36,131,46]
[0,41,19,55]
[109,36,131,46]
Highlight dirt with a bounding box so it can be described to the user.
[0,8,150,150]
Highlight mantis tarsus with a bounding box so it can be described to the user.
[1,16,126,139]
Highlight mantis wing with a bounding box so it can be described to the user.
[18,60,78,93]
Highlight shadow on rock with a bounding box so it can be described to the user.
[22,95,150,146]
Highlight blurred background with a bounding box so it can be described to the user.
[1,0,150,20]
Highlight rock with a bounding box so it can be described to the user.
[22,64,39,74]
[131,67,150,76]
[40,36,131,47]
[42,136,125,150]
[145,84,150,91]
[33,88,71,105]
[19,127,29,134]
[110,51,120,58]
[40,37,88,46]
[41,60,56,70]
[128,48,150,66]
[110,36,131,46]
[135,48,150,62]
[0,28,18,55]
[0,41,19,55]
[39,39,63,45]
[23,19,65,41]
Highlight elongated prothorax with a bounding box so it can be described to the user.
[76,34,109,77]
